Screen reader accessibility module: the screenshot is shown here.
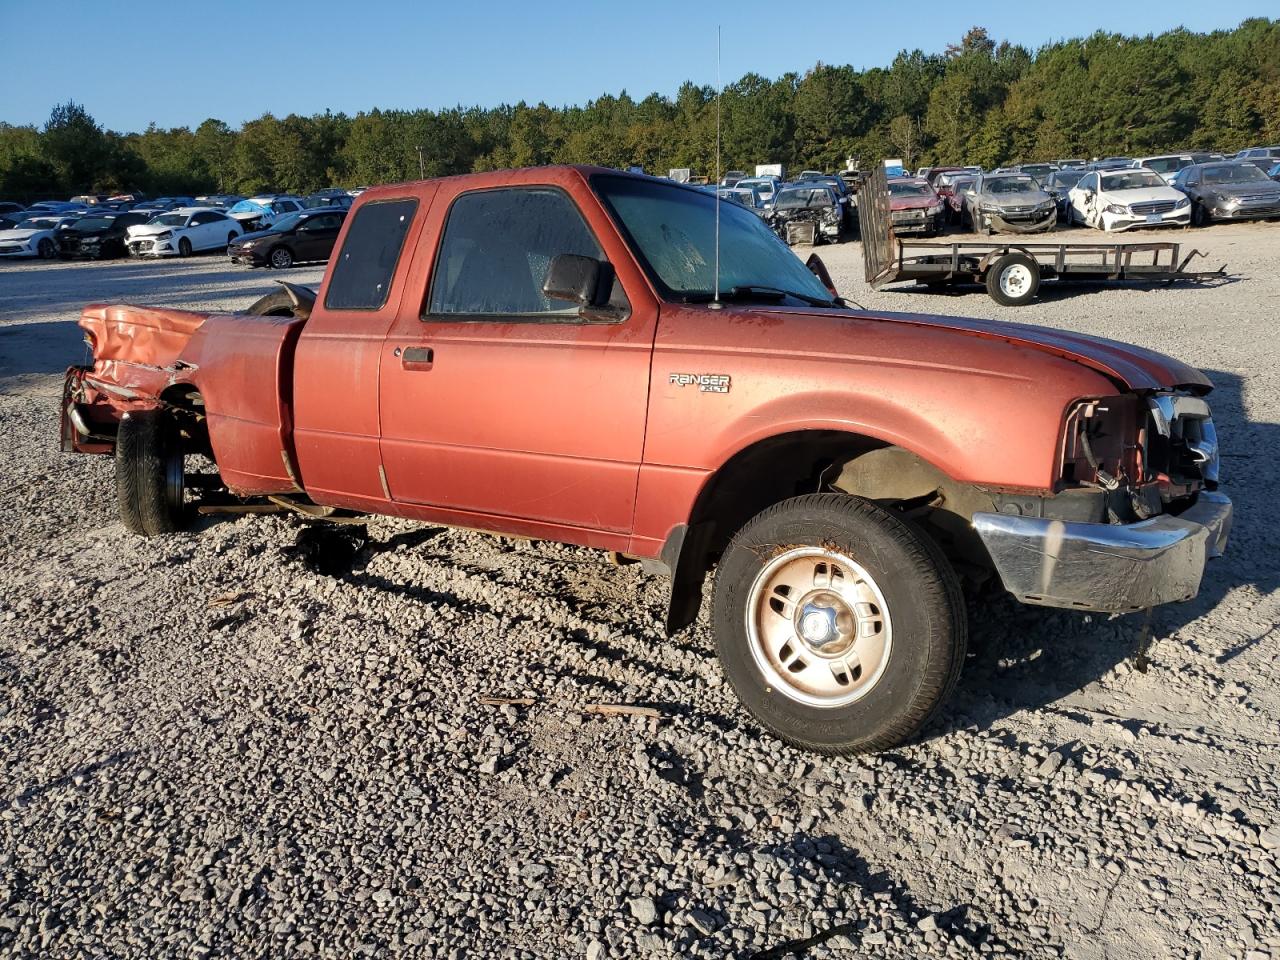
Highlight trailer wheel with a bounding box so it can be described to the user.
[985,253,1040,306]
[116,410,189,536]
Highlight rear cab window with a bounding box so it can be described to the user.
[324,198,419,310]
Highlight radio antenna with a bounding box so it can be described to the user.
[711,25,723,310]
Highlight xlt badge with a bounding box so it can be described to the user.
[670,373,731,394]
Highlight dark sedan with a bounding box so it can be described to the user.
[1170,161,1280,224]
[57,211,151,259]
[1044,169,1086,220]
[227,207,347,268]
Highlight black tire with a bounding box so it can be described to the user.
[178,237,192,257]
[243,289,299,317]
[115,410,188,536]
[985,252,1041,306]
[269,246,293,269]
[711,494,966,755]
[227,231,238,247]
[37,237,56,259]
[1191,202,1208,227]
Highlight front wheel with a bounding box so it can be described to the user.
[711,494,966,754]
[177,237,192,257]
[985,252,1041,306]
[116,410,189,536]
[37,237,57,259]
[1191,202,1208,227]
[269,246,293,269]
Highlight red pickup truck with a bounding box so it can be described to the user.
[61,166,1232,755]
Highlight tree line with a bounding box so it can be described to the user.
[2,20,1278,201]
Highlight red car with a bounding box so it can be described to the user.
[61,166,1231,755]
[887,177,946,235]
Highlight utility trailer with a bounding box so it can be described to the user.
[859,165,1227,306]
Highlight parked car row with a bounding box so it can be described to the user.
[897,148,1280,237]
[0,187,358,266]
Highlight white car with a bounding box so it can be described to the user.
[1067,168,1191,232]
[226,195,304,232]
[1131,154,1195,184]
[0,215,78,259]
[126,207,243,257]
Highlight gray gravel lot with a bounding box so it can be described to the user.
[1,226,1278,960]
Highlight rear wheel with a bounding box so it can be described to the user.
[178,237,192,257]
[116,410,188,536]
[711,494,966,754]
[985,252,1041,306]
[269,246,293,269]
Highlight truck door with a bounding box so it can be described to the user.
[291,193,427,508]
[377,181,657,537]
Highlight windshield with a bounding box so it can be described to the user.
[592,175,835,303]
[985,176,1037,194]
[1021,165,1053,175]
[1203,164,1268,184]
[229,200,267,216]
[1050,171,1084,189]
[888,181,934,198]
[1145,157,1189,175]
[74,217,115,231]
[774,187,833,209]
[1102,172,1168,191]
[22,218,60,230]
[271,213,304,232]
[153,213,188,226]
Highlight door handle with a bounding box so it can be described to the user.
[400,346,434,370]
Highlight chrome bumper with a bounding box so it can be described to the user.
[972,491,1232,613]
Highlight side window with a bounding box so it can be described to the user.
[426,187,622,321]
[309,214,341,231]
[324,198,418,311]
[190,212,214,225]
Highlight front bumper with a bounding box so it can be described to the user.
[127,237,177,256]
[1210,199,1280,220]
[988,210,1056,233]
[229,247,266,265]
[1102,210,1191,232]
[972,490,1232,613]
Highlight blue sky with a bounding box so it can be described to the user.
[3,1,1274,132]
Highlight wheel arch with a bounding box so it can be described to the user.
[662,426,993,634]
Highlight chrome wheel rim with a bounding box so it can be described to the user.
[999,263,1034,298]
[271,249,290,268]
[745,546,892,708]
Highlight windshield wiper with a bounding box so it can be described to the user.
[682,285,836,308]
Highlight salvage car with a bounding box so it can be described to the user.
[126,207,243,257]
[1169,161,1280,224]
[768,182,845,243]
[57,210,151,259]
[131,197,195,216]
[61,165,1231,756]
[228,207,347,268]
[0,214,78,259]
[887,177,945,236]
[1132,154,1195,184]
[1044,169,1086,220]
[1067,168,1191,232]
[734,176,780,206]
[942,175,976,224]
[226,195,304,232]
[963,173,1056,234]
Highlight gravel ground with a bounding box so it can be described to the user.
[1,225,1278,960]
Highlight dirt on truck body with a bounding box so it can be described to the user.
[61,165,1232,755]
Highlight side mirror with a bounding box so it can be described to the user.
[543,253,613,308]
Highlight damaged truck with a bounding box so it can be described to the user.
[62,166,1231,755]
